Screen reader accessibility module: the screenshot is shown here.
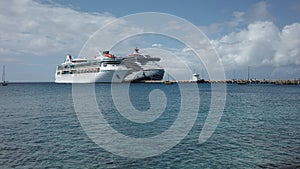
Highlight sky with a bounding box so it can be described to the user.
[0,0,300,82]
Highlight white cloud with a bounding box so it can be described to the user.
[212,21,300,70]
[0,0,299,81]
[182,47,193,52]
[274,23,300,66]
[151,43,162,47]
[228,11,245,27]
[201,1,275,36]
[196,1,300,79]
[0,0,115,59]
[248,1,275,22]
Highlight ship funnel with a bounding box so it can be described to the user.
[65,54,72,63]
[134,47,139,53]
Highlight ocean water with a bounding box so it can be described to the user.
[0,83,299,168]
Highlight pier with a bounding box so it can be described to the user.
[130,79,300,85]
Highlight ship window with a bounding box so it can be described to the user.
[62,71,70,74]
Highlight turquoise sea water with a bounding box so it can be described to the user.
[0,83,299,168]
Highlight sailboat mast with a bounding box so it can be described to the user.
[247,66,250,81]
[2,65,5,82]
[2,64,8,86]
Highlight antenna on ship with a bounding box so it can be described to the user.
[129,47,140,57]
[98,50,103,57]
[135,47,139,53]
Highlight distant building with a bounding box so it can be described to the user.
[192,73,200,81]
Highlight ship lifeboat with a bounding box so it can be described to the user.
[104,54,116,58]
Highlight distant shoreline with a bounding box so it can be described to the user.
[4,79,300,85]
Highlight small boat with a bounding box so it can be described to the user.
[2,65,8,86]
[191,73,206,83]
[163,80,173,85]
[237,81,247,85]
[164,73,174,85]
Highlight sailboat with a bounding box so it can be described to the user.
[2,65,8,86]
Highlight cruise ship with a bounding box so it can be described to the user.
[55,51,130,83]
[123,48,165,82]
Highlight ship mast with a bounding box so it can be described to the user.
[2,64,8,86]
[2,65,5,82]
[247,66,250,81]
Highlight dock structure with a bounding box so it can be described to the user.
[129,79,300,85]
[226,79,300,85]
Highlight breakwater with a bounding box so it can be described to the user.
[133,79,300,85]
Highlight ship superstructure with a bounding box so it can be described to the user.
[123,48,165,82]
[55,51,129,83]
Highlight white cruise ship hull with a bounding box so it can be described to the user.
[55,69,129,83]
